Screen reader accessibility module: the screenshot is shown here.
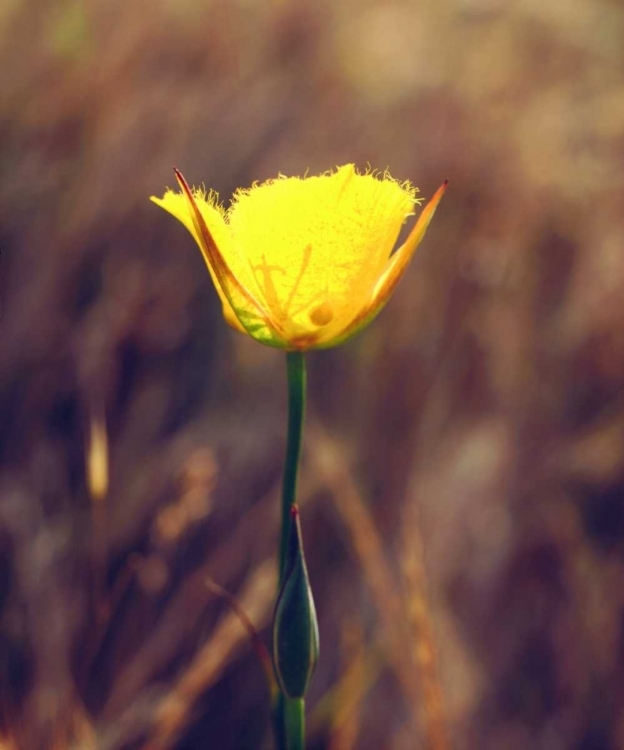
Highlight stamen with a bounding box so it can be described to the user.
[253,254,284,312]
[284,244,313,314]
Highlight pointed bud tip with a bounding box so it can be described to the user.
[290,504,299,519]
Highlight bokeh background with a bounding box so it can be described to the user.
[2,0,624,748]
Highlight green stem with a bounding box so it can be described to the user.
[279,351,306,583]
[274,694,305,750]
[284,697,305,749]
[274,351,307,750]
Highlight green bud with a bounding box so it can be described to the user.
[273,505,319,699]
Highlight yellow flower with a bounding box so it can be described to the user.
[151,165,446,350]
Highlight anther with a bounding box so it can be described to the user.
[309,301,334,326]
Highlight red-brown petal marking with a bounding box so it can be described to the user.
[173,168,288,342]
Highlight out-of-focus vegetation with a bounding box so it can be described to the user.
[1,0,624,748]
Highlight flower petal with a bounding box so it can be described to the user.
[227,165,418,345]
[318,180,448,348]
[372,179,448,304]
[150,188,245,333]
[156,170,290,347]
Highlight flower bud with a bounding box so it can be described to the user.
[273,506,319,699]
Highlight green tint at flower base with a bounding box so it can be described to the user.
[151,165,447,350]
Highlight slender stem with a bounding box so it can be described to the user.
[279,351,306,583]
[275,351,307,750]
[284,697,305,749]
[274,694,305,750]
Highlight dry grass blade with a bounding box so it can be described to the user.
[204,575,277,701]
[307,423,422,737]
[326,620,368,750]
[86,398,110,624]
[1,695,98,750]
[86,404,109,505]
[400,506,449,750]
[145,558,276,749]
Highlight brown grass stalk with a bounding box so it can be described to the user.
[400,506,449,750]
[308,424,423,736]
[145,558,276,749]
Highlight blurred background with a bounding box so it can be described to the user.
[1,0,624,748]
